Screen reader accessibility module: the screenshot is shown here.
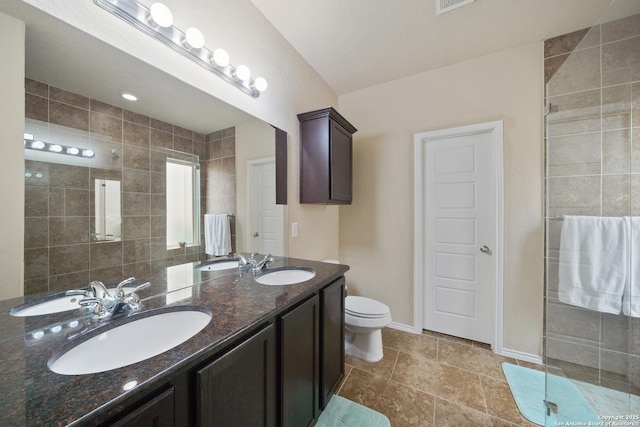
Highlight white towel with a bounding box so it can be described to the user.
[558,215,627,315]
[623,216,640,317]
[204,214,231,256]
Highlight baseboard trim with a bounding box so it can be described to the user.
[500,348,543,364]
[387,321,419,334]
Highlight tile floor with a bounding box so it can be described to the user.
[337,328,541,426]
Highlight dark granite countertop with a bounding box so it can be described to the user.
[0,256,349,426]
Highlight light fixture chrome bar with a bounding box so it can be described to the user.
[24,136,95,158]
[94,0,261,98]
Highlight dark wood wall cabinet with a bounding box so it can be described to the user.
[298,107,357,204]
[97,277,346,427]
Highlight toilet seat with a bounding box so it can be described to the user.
[345,296,390,319]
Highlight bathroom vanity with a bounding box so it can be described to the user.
[0,257,348,426]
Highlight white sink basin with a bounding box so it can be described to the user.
[48,306,211,375]
[196,260,239,271]
[10,288,135,317]
[255,267,316,286]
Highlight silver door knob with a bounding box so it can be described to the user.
[480,245,491,254]
[253,232,259,237]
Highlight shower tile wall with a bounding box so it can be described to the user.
[545,14,640,392]
[23,78,234,295]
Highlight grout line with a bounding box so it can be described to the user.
[335,365,352,396]
[432,394,437,426]
[478,373,489,414]
[388,349,399,380]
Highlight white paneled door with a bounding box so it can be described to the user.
[415,122,503,346]
[248,158,285,256]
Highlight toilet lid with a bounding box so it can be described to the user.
[345,296,390,318]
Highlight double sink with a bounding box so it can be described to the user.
[10,259,316,376]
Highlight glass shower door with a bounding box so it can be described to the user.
[544,1,639,424]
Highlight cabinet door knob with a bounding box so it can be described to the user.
[253,232,259,237]
[480,245,491,254]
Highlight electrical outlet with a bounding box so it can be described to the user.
[291,223,298,238]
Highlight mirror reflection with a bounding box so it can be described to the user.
[94,179,121,242]
[12,4,286,301]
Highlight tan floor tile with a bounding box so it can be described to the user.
[481,374,539,427]
[383,328,438,359]
[391,352,441,395]
[345,347,399,379]
[435,398,519,427]
[438,340,517,380]
[336,364,353,394]
[339,367,435,427]
[422,329,474,346]
[392,352,487,412]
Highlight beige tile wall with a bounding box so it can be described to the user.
[23,79,235,295]
[544,13,640,389]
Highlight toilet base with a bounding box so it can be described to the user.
[345,328,384,362]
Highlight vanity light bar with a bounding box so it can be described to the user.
[93,0,267,98]
[24,135,95,158]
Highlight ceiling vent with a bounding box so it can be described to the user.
[436,0,475,15]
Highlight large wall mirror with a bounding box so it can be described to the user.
[4,2,287,299]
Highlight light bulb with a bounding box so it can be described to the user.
[49,144,63,153]
[185,27,205,49]
[149,2,173,28]
[212,49,229,67]
[235,65,250,81]
[82,149,95,158]
[25,172,32,178]
[254,77,268,92]
[31,141,45,150]
[67,147,80,155]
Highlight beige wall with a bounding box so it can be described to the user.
[13,0,340,263]
[0,12,25,300]
[338,42,545,356]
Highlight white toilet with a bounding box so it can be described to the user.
[344,296,392,362]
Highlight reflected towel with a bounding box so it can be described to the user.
[558,215,627,314]
[623,217,640,317]
[204,214,231,256]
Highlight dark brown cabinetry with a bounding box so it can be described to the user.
[108,387,175,427]
[196,324,276,427]
[92,277,345,427]
[298,107,357,204]
[280,295,320,426]
[279,276,346,424]
[320,277,345,409]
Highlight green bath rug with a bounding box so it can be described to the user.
[502,363,600,426]
[316,395,390,427]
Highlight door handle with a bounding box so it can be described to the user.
[480,245,491,254]
[253,232,259,237]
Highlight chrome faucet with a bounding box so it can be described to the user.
[77,277,151,321]
[253,254,274,273]
[236,253,274,274]
[236,253,253,268]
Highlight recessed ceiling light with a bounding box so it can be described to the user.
[121,92,138,101]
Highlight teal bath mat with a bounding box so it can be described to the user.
[502,363,600,426]
[316,395,390,427]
